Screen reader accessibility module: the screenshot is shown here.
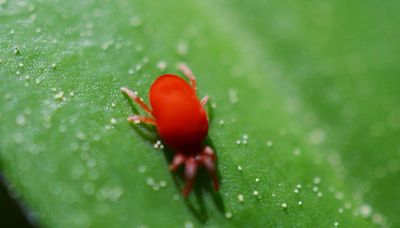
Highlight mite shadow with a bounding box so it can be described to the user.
[123,93,225,223]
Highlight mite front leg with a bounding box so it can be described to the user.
[200,95,209,106]
[177,63,197,91]
[121,87,153,115]
[127,115,156,125]
[201,146,219,191]
[169,153,185,171]
[183,157,198,197]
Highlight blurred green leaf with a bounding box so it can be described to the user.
[1,0,399,227]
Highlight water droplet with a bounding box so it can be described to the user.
[237,194,244,202]
[159,180,167,188]
[101,40,113,50]
[83,182,95,195]
[129,16,142,27]
[184,221,193,228]
[156,61,167,71]
[344,202,352,209]
[335,192,344,200]
[76,131,86,140]
[142,57,149,63]
[71,164,85,180]
[146,177,155,186]
[87,159,96,168]
[152,183,160,191]
[372,213,384,225]
[109,186,124,201]
[135,45,143,52]
[71,211,89,226]
[54,91,65,100]
[298,201,303,206]
[88,169,99,180]
[56,122,66,132]
[176,41,188,55]
[70,142,79,151]
[309,128,326,145]
[92,134,100,141]
[359,204,372,218]
[16,114,26,126]
[293,148,301,156]
[228,88,238,104]
[81,142,90,151]
[138,165,146,173]
[313,176,321,184]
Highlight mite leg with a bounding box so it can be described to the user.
[169,153,185,171]
[183,157,198,197]
[121,87,153,115]
[177,63,197,91]
[201,146,219,191]
[200,95,209,106]
[127,115,156,125]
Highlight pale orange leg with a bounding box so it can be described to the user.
[127,115,156,125]
[170,153,185,171]
[200,146,219,191]
[182,157,198,197]
[121,87,153,115]
[177,63,197,91]
[200,95,209,106]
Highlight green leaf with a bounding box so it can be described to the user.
[1,0,398,227]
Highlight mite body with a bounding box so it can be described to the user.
[121,64,219,196]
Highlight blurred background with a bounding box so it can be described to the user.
[1,0,399,227]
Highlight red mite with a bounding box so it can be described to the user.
[121,63,219,197]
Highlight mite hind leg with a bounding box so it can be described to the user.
[183,157,198,197]
[127,115,156,125]
[177,63,197,91]
[170,153,185,171]
[200,146,219,191]
[121,87,153,115]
